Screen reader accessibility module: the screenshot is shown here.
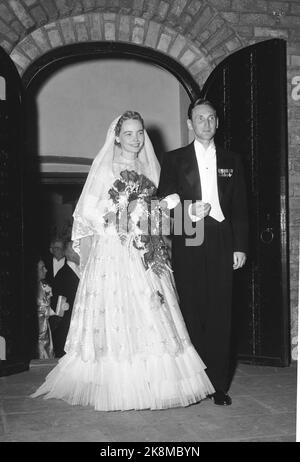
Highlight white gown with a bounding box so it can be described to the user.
[31,159,215,411]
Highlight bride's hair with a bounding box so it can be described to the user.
[114,110,144,140]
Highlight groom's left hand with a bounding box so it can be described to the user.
[233,252,246,270]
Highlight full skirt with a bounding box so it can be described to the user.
[31,233,214,410]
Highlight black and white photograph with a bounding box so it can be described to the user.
[0,0,298,445]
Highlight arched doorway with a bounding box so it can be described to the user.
[19,42,201,362]
[22,42,201,99]
[22,40,200,260]
[0,38,289,375]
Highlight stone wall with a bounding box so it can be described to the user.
[0,0,299,359]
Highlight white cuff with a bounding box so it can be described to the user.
[163,193,180,210]
[188,203,201,222]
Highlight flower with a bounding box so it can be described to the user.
[114,179,126,192]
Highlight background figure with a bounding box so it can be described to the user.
[36,259,55,359]
[158,98,248,406]
[48,240,80,358]
[44,236,66,354]
[44,237,66,287]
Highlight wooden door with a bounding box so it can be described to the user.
[201,39,289,366]
[0,46,29,375]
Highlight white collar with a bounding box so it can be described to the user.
[194,139,216,157]
[53,257,65,264]
[52,257,65,277]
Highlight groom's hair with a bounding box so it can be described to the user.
[188,98,217,120]
[115,110,144,140]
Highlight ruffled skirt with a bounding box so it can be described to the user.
[31,234,214,410]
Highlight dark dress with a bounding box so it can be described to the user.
[36,281,54,359]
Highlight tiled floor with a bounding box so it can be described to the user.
[0,360,297,442]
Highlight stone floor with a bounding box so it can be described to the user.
[0,360,297,442]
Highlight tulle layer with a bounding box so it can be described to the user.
[31,347,214,411]
[31,233,214,411]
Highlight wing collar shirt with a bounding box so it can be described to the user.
[53,257,65,277]
[162,140,225,222]
[192,139,225,222]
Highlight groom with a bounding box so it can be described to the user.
[158,98,248,405]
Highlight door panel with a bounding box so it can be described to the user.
[0,46,29,374]
[201,39,289,366]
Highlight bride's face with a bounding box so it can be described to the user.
[116,119,144,155]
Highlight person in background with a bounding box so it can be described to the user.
[45,237,66,287]
[36,258,55,360]
[48,240,80,358]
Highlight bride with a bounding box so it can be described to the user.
[31,111,215,411]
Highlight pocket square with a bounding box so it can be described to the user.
[218,168,233,177]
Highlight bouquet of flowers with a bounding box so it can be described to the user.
[104,169,171,277]
[40,281,52,305]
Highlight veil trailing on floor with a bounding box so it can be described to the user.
[72,115,161,272]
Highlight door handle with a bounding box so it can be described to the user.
[260,213,274,244]
[260,226,274,244]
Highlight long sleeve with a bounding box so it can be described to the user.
[231,154,248,252]
[158,153,182,223]
[72,195,115,274]
[158,153,178,199]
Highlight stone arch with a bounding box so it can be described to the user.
[10,14,212,86]
[1,1,245,88]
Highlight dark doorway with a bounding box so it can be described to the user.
[38,175,86,255]
[22,42,198,263]
[0,47,29,375]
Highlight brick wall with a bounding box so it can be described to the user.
[0,0,299,359]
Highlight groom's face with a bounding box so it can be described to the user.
[187,104,218,143]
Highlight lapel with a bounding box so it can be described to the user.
[51,258,66,281]
[181,142,202,200]
[56,259,67,277]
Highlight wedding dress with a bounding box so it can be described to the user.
[31,116,214,411]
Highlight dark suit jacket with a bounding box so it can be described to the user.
[44,256,66,288]
[47,262,79,356]
[50,263,79,314]
[158,142,248,252]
